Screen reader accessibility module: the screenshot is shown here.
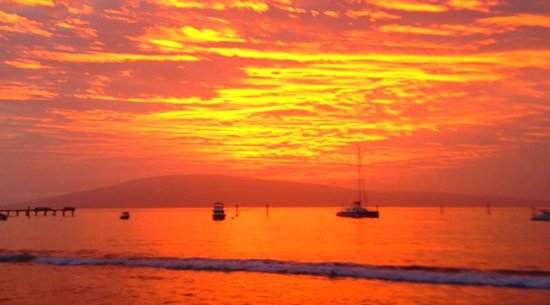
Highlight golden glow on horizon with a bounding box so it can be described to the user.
[0,0,549,199]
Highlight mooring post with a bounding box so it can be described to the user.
[266,204,269,216]
[487,204,491,216]
[236,204,239,217]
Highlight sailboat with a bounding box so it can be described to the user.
[337,143,379,218]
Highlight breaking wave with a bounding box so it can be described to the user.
[1,252,549,289]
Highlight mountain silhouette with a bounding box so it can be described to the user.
[11,174,549,208]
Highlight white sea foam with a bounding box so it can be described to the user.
[2,252,549,289]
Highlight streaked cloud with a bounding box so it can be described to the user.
[370,0,448,12]
[0,10,52,37]
[4,58,49,69]
[24,50,199,63]
[1,0,54,6]
[447,0,500,12]
[478,14,550,29]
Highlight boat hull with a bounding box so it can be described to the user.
[212,214,226,221]
[337,210,379,218]
[531,209,550,221]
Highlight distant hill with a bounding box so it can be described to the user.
[10,174,549,208]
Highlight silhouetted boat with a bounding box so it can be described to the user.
[212,202,226,221]
[337,201,379,218]
[531,209,550,221]
[0,213,7,221]
[337,143,379,219]
[120,211,130,220]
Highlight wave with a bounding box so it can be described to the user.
[1,252,549,289]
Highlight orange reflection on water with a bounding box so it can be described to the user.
[3,207,548,271]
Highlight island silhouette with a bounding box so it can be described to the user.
[8,174,549,209]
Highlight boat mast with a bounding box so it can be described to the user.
[357,142,362,206]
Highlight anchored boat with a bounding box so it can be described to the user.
[531,209,550,221]
[212,202,226,221]
[120,211,130,220]
[337,143,379,219]
[337,201,379,218]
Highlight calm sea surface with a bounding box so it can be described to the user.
[1,207,549,304]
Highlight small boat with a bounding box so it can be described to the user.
[120,211,130,220]
[337,143,379,219]
[531,209,550,221]
[0,213,7,221]
[212,202,226,221]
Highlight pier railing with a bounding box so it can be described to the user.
[0,207,75,217]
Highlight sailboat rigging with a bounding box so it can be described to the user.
[336,143,379,218]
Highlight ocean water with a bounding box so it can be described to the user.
[1,207,549,304]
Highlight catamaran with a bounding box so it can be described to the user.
[337,143,379,218]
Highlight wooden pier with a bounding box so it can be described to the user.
[0,207,75,217]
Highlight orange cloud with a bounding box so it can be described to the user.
[323,10,340,18]
[478,14,550,29]
[370,0,448,12]
[345,9,401,21]
[447,0,500,12]
[379,23,501,36]
[181,26,245,42]
[0,82,57,100]
[4,58,49,69]
[147,0,270,12]
[57,17,98,38]
[136,24,246,52]
[0,11,52,37]
[25,50,198,63]
[232,0,269,12]
[146,0,209,9]
[0,0,54,6]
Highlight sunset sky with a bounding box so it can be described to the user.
[0,0,549,204]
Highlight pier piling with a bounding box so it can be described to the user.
[0,207,76,218]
